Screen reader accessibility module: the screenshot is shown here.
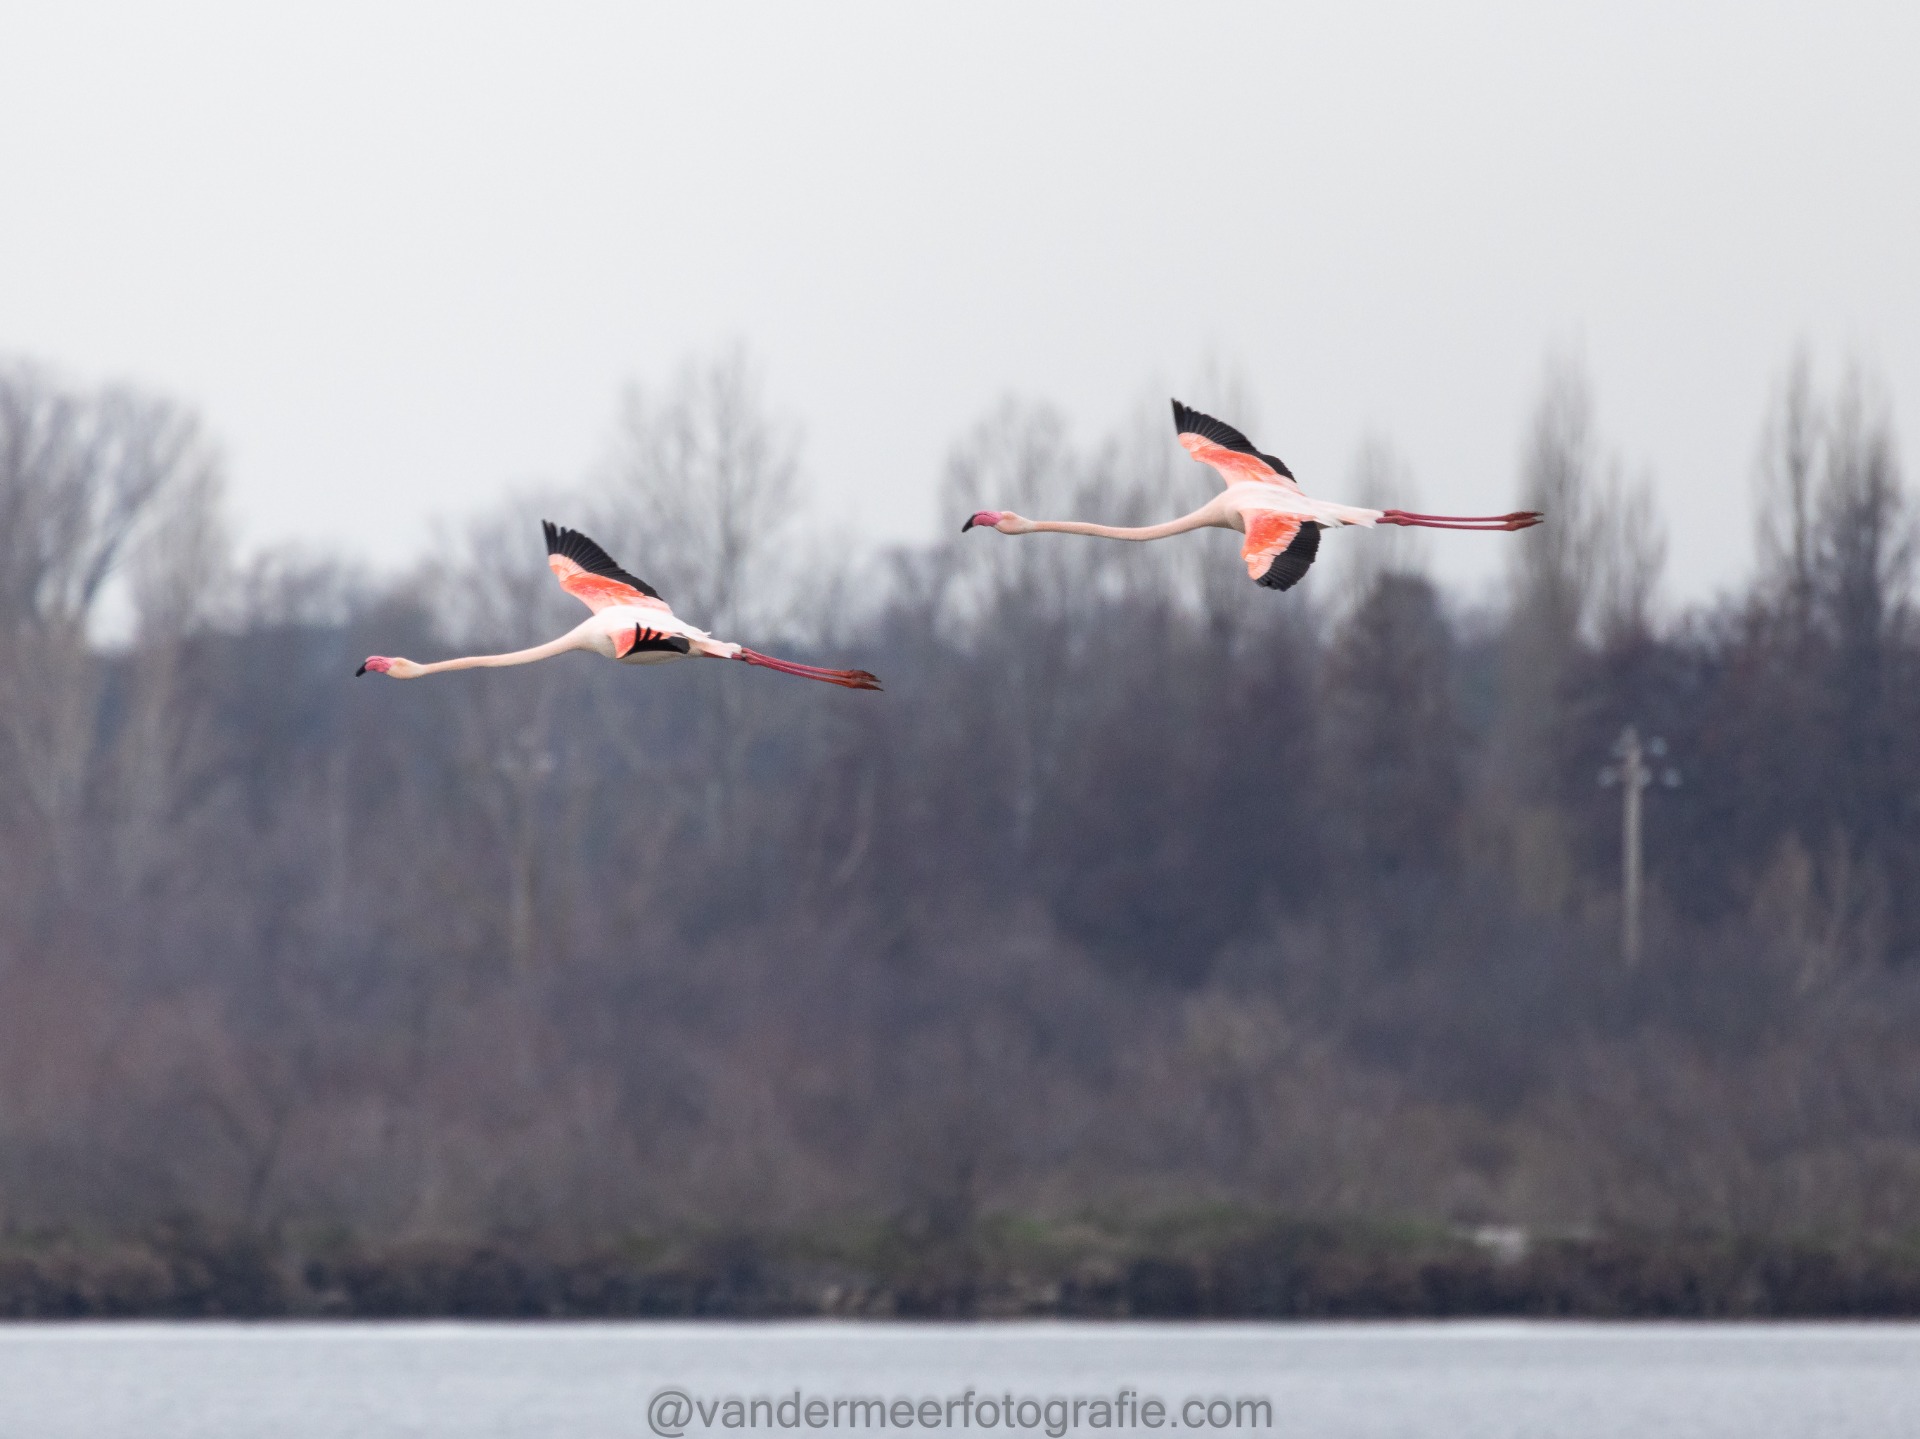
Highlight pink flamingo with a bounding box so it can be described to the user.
[358,522,881,690]
[962,400,1543,590]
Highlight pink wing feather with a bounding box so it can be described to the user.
[543,521,671,615]
[1171,399,1301,495]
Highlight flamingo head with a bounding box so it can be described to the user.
[962,510,1025,534]
[356,656,423,679]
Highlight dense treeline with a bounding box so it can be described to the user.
[10,1220,1920,1319]
[2,347,1919,1280]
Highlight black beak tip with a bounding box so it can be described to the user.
[960,516,976,533]
[355,664,367,676]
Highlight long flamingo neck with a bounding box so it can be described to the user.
[1027,510,1212,542]
[1378,509,1544,531]
[415,635,579,675]
[734,648,881,691]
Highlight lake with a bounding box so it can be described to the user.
[0,1322,1912,1438]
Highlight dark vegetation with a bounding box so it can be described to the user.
[8,1218,1920,1319]
[2,348,1919,1315]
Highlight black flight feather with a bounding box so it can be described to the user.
[1255,521,1321,591]
[628,627,691,655]
[542,520,662,600]
[1171,399,1294,481]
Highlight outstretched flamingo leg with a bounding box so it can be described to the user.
[734,648,883,691]
[1379,509,1544,530]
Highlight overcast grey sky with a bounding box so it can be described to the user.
[3,1,1915,601]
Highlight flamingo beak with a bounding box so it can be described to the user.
[962,510,1005,533]
[358,656,391,676]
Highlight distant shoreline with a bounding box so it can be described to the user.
[6,1222,1920,1321]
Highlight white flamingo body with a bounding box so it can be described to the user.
[357,522,876,690]
[962,400,1540,591]
[1215,481,1382,533]
[525,607,730,666]
[568,605,739,666]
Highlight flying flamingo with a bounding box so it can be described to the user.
[962,400,1543,591]
[357,521,881,690]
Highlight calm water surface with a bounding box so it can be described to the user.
[0,1322,1913,1439]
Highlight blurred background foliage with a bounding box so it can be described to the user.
[2,345,1919,1260]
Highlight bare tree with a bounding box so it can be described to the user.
[1511,356,1603,646]
[1815,371,1910,649]
[0,364,217,875]
[940,398,1089,622]
[589,349,821,854]
[1813,370,1910,857]
[599,345,801,637]
[1588,465,1667,648]
[113,450,232,889]
[1335,432,1426,609]
[1755,346,1822,633]
[1492,356,1607,834]
[938,400,1090,861]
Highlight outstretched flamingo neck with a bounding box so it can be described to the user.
[357,633,588,678]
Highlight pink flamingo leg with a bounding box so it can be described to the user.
[1379,509,1544,531]
[734,648,883,691]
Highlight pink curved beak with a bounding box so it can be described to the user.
[356,656,392,676]
[961,510,1006,533]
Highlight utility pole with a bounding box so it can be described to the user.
[1619,727,1647,967]
[1600,725,1677,967]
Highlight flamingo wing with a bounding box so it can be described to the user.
[1172,399,1301,494]
[614,624,691,658]
[544,521,672,614]
[1241,512,1321,590]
